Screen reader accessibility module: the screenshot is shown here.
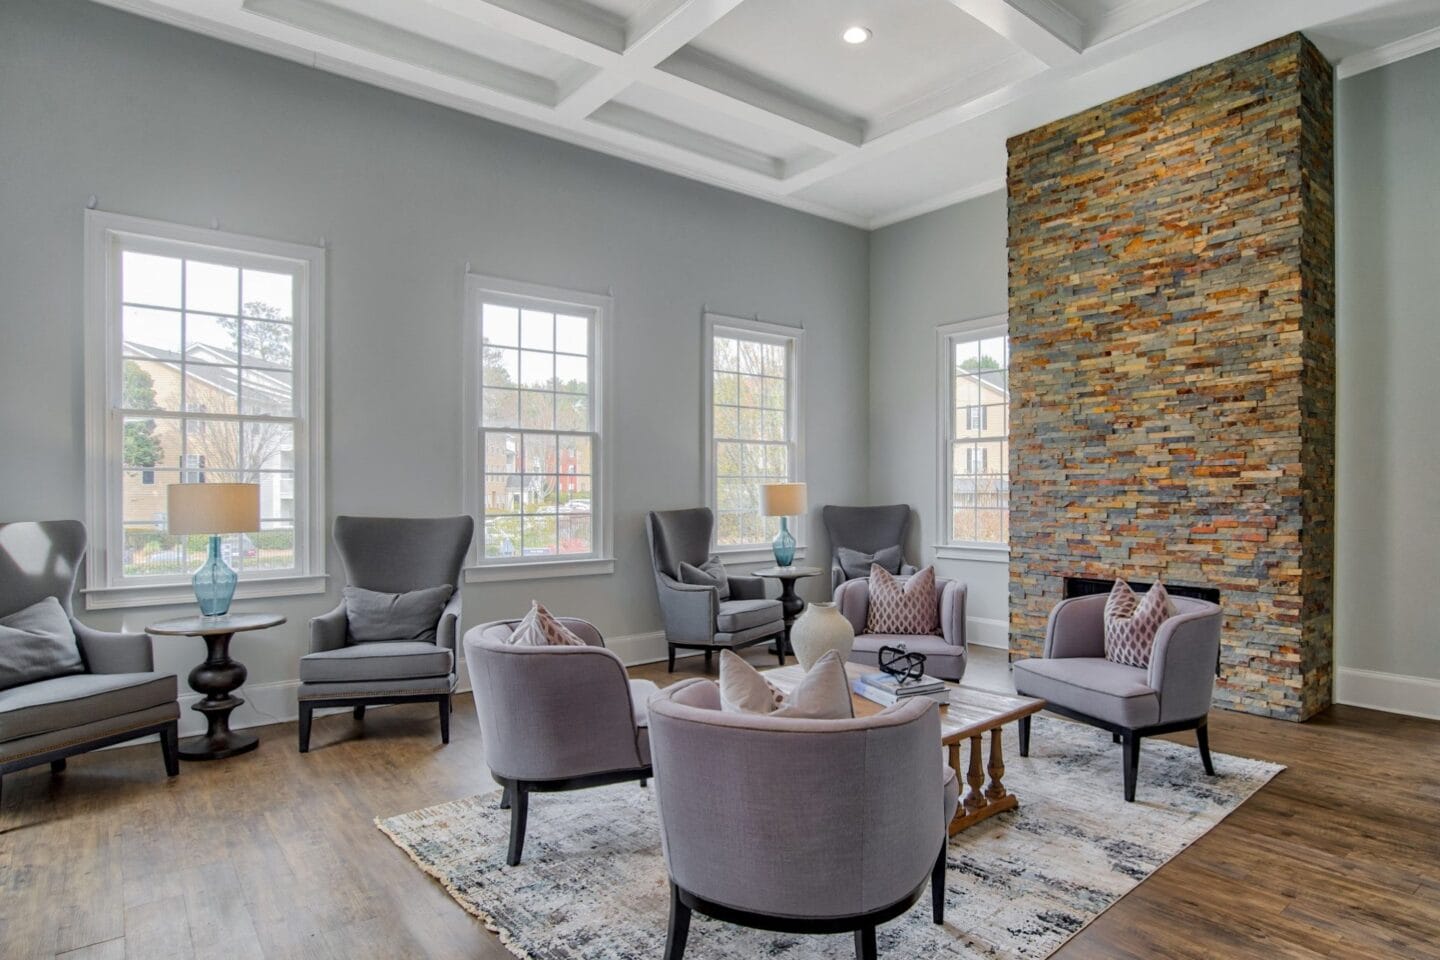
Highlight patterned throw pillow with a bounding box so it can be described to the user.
[1103,578,1172,668]
[678,556,730,600]
[865,564,940,636]
[719,649,853,719]
[508,601,587,646]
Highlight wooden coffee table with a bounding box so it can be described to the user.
[766,662,1045,836]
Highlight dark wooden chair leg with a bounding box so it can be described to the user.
[640,778,648,788]
[500,784,512,810]
[51,758,67,774]
[775,633,786,666]
[353,704,366,721]
[161,722,180,776]
[703,649,712,672]
[298,702,314,753]
[1197,721,1215,776]
[506,784,529,866]
[667,644,677,672]
[1018,715,1031,757]
[854,924,878,960]
[1112,732,1121,744]
[931,843,946,924]
[1122,731,1141,802]
[439,695,451,745]
[663,883,691,960]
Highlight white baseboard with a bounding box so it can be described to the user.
[966,616,1010,651]
[1335,667,1440,721]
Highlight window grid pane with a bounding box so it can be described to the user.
[949,330,1009,546]
[712,329,794,548]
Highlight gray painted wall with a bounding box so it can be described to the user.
[0,0,869,713]
[867,191,1011,649]
[1335,48,1440,696]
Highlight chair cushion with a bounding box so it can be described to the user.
[0,672,176,743]
[299,642,453,684]
[716,598,783,633]
[1011,657,1160,728]
[343,584,453,643]
[866,565,940,635]
[678,556,731,600]
[507,602,586,646]
[0,597,85,691]
[851,634,966,682]
[837,544,903,581]
[629,678,659,728]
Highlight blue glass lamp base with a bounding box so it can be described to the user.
[193,534,238,617]
[772,517,796,567]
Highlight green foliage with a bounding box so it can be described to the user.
[214,302,293,366]
[960,355,1002,372]
[121,361,164,468]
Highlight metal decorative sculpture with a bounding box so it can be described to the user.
[878,643,927,685]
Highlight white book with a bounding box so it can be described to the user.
[853,678,951,708]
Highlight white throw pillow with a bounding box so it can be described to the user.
[507,601,587,646]
[719,648,853,719]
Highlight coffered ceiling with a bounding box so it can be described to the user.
[92,0,1440,227]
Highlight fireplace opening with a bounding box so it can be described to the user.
[1064,576,1220,605]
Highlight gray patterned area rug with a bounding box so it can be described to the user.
[378,715,1282,959]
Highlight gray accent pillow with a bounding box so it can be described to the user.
[837,544,904,581]
[344,584,454,644]
[0,596,85,691]
[678,556,730,600]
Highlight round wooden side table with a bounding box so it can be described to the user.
[753,565,824,655]
[147,612,285,761]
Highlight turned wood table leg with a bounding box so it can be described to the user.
[962,735,988,815]
[984,727,1007,801]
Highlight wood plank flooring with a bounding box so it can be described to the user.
[2,646,1437,959]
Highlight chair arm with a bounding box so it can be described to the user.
[435,590,463,653]
[1148,611,1222,722]
[726,575,768,601]
[309,601,349,653]
[656,575,718,644]
[938,580,967,647]
[1043,595,1108,659]
[72,620,154,673]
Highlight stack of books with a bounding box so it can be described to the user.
[852,671,951,707]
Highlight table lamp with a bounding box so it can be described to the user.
[760,481,806,567]
[167,482,260,617]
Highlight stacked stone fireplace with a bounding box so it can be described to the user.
[1006,34,1335,721]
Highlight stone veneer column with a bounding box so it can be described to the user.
[1006,33,1335,720]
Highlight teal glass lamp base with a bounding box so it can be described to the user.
[771,517,796,567]
[192,534,238,617]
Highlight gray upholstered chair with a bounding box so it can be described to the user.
[298,515,473,752]
[1012,593,1223,801]
[0,520,179,803]
[648,677,957,960]
[463,617,656,865]
[821,504,917,592]
[834,576,968,681]
[645,508,786,672]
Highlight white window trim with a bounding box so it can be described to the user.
[461,272,613,582]
[82,210,328,609]
[702,312,806,558]
[935,314,1010,564]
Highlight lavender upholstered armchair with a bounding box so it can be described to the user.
[1,520,179,803]
[834,576,968,681]
[1011,593,1223,801]
[647,678,958,960]
[464,617,657,865]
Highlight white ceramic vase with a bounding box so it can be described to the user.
[790,602,855,672]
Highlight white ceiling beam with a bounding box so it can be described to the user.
[420,0,622,65]
[947,0,1084,65]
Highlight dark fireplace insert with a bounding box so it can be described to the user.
[1064,576,1220,604]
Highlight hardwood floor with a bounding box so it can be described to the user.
[2,646,1437,959]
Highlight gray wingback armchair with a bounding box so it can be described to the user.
[464,617,656,865]
[645,508,786,672]
[648,677,957,960]
[1011,592,1223,801]
[1,520,179,803]
[835,576,968,681]
[298,515,473,752]
[822,504,917,591]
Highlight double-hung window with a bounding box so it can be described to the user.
[940,316,1009,549]
[83,211,326,608]
[704,314,803,553]
[463,275,611,580]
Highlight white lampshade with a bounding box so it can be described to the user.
[167,483,260,535]
[760,482,807,517]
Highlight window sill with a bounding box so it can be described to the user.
[83,574,330,611]
[933,543,1010,564]
[713,545,807,565]
[465,557,614,583]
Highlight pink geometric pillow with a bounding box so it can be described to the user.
[508,601,587,646]
[865,564,940,636]
[1103,578,1171,668]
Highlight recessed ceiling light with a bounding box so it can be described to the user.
[842,26,871,45]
